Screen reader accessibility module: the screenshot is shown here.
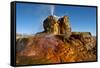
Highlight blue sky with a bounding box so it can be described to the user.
[16,3,97,36]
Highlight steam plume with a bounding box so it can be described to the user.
[50,5,55,15]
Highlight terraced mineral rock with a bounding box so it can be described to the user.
[16,34,96,65]
[71,32,96,51]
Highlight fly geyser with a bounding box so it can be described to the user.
[43,16,71,35]
[16,15,96,65]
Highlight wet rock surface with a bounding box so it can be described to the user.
[16,34,96,65]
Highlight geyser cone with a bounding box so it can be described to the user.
[43,15,59,34]
[58,16,71,38]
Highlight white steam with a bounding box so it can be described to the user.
[50,5,55,15]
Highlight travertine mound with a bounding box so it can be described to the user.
[43,15,59,34]
[58,16,71,36]
[43,15,71,36]
[16,15,96,65]
[16,34,96,65]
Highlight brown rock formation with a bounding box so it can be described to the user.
[42,15,72,42]
[57,16,72,42]
[16,15,96,65]
[43,16,59,34]
[43,15,71,36]
[58,16,71,35]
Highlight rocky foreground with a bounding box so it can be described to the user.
[16,33,96,65]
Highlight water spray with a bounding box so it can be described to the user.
[50,5,55,15]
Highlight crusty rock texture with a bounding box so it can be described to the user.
[16,15,97,65]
